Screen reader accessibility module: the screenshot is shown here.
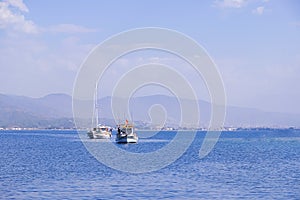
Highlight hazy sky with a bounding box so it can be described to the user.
[0,0,299,114]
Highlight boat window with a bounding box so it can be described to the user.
[126,128,132,133]
[121,126,133,134]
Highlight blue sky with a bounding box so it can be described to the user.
[0,0,300,114]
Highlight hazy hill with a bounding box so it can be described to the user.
[0,93,299,128]
[0,93,73,128]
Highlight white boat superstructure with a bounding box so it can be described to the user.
[116,121,138,143]
[88,125,112,139]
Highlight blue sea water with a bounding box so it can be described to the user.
[0,129,300,199]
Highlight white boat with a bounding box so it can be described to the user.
[88,125,112,139]
[87,85,112,139]
[116,120,138,143]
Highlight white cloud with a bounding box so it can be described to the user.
[47,23,97,34]
[6,0,28,12]
[214,0,270,15]
[0,0,38,34]
[214,0,248,8]
[0,1,97,35]
[252,6,265,15]
[217,57,300,114]
[0,34,95,97]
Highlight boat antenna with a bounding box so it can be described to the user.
[116,111,121,126]
[130,111,134,124]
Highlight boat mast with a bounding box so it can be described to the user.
[91,83,99,128]
[95,83,99,127]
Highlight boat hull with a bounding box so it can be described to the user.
[116,135,138,143]
[93,133,111,139]
[87,130,111,139]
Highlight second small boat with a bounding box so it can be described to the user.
[116,120,138,143]
[88,125,112,139]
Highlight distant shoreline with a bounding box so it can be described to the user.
[1,127,299,132]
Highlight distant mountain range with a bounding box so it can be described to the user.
[0,94,73,128]
[0,93,299,128]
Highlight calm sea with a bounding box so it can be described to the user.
[0,130,299,199]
